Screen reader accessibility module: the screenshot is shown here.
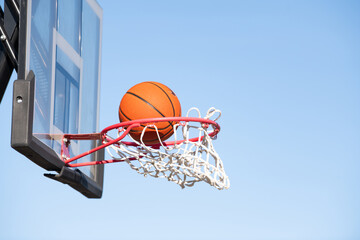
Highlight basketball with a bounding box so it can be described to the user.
[119,82,181,145]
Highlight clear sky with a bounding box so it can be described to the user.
[1,0,360,239]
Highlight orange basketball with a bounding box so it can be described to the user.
[119,82,181,145]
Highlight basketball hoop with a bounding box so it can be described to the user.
[61,108,230,190]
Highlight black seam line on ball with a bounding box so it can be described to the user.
[131,127,174,143]
[121,108,172,131]
[126,91,174,127]
[146,82,175,116]
[120,108,132,121]
[129,123,172,132]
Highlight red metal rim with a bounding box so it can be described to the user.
[101,116,220,146]
[62,117,221,166]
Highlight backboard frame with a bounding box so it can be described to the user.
[0,0,19,103]
[11,0,104,198]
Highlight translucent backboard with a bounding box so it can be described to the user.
[11,0,104,198]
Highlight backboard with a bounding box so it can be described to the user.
[11,0,104,198]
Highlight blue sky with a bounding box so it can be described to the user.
[1,0,360,239]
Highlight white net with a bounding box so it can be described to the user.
[105,108,230,190]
